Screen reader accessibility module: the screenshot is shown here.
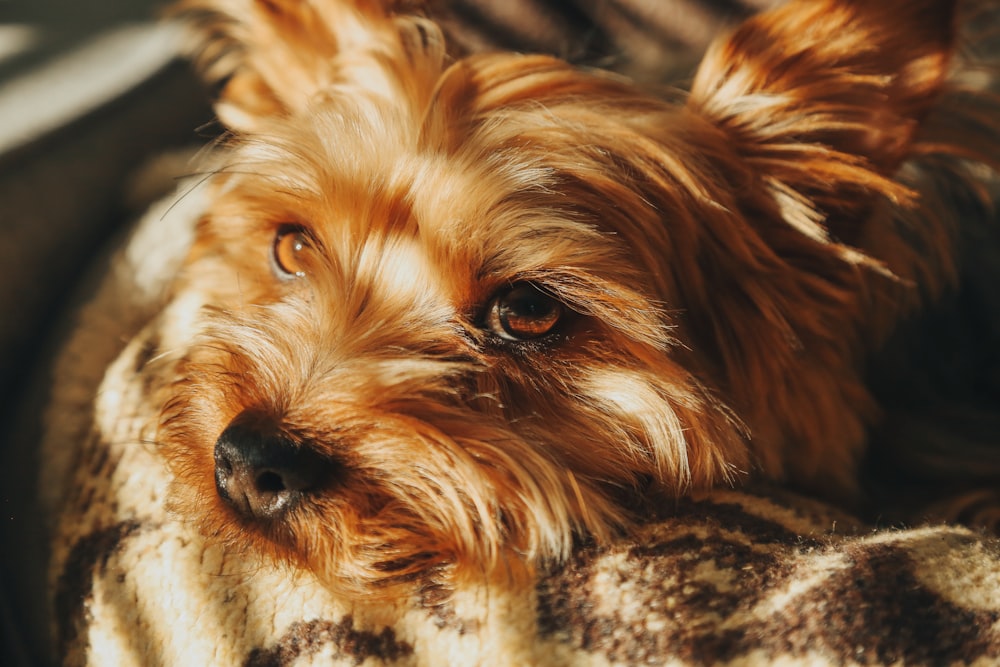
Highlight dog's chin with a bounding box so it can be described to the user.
[165,476,463,595]
[164,436,607,595]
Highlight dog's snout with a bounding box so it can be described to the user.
[213,420,333,521]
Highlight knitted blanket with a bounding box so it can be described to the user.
[43,178,1000,666]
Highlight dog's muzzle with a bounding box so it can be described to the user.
[213,418,333,521]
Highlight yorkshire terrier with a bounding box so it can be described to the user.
[150,0,1000,595]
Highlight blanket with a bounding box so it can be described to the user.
[43,178,1000,666]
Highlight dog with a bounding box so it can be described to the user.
[149,0,1000,595]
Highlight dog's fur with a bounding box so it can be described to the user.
[152,0,1000,594]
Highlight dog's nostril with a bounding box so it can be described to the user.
[213,419,336,521]
[255,470,289,494]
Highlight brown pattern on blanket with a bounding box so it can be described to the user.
[246,618,415,666]
[537,506,1000,665]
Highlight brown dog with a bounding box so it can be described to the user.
[151,0,1000,594]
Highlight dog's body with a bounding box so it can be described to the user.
[149,0,1000,594]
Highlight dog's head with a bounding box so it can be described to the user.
[157,0,993,592]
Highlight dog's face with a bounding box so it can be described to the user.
[159,55,751,588]
[156,0,991,592]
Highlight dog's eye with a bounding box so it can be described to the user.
[272,225,310,278]
[486,282,564,341]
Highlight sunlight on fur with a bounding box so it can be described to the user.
[144,0,1000,596]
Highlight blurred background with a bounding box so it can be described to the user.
[0,2,211,664]
[0,0,211,404]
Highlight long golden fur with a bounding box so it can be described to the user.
[151,0,1000,594]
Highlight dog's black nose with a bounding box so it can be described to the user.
[213,420,332,521]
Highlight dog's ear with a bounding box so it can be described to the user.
[175,0,444,132]
[687,0,960,248]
